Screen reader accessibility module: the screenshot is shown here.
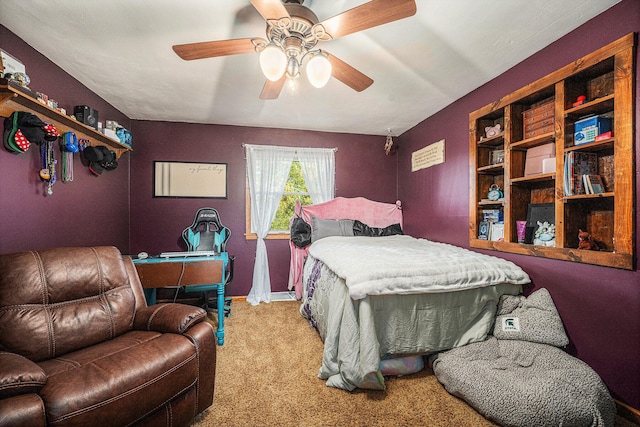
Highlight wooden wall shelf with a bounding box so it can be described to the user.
[0,80,131,158]
[469,33,635,270]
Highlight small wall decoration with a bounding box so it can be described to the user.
[154,161,227,198]
[411,139,445,172]
[384,128,398,155]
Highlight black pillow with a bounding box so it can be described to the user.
[290,216,311,248]
[352,220,403,237]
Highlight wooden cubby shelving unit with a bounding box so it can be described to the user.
[0,79,131,158]
[469,33,635,270]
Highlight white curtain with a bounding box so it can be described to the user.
[245,144,296,305]
[297,147,335,203]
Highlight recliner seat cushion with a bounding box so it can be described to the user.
[38,330,199,426]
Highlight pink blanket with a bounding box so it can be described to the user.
[288,197,403,298]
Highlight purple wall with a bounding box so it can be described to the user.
[128,121,399,298]
[0,26,131,253]
[398,1,640,408]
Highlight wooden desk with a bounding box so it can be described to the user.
[133,254,228,345]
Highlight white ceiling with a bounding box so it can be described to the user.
[0,0,620,137]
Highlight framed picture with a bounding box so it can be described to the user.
[478,221,490,240]
[154,161,227,198]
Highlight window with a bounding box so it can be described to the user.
[271,161,312,232]
[244,145,334,240]
[245,160,312,239]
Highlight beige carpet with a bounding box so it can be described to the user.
[192,300,635,427]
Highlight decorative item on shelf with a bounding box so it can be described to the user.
[524,143,555,176]
[533,221,555,247]
[74,105,99,129]
[485,123,501,138]
[578,229,601,251]
[482,209,502,223]
[489,222,504,242]
[574,115,611,145]
[384,128,397,155]
[587,71,614,99]
[516,220,527,243]
[487,184,503,201]
[478,221,490,240]
[594,131,613,142]
[102,120,119,140]
[490,149,504,165]
[522,99,554,139]
[1,49,26,77]
[572,95,586,107]
[36,92,48,105]
[4,71,30,89]
[116,126,132,147]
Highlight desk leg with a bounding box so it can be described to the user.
[216,284,225,345]
[143,289,157,305]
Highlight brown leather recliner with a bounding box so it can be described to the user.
[0,246,216,427]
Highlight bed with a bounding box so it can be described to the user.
[288,197,531,391]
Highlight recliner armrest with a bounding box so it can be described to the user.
[0,352,47,399]
[133,303,208,334]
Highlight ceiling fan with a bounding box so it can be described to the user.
[172,0,417,99]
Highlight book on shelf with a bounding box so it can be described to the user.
[582,174,592,194]
[564,151,597,195]
[584,174,605,194]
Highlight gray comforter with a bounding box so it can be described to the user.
[430,337,616,427]
[302,255,522,391]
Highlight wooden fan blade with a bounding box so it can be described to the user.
[326,53,373,92]
[319,0,416,40]
[250,0,291,21]
[173,38,258,60]
[260,75,287,100]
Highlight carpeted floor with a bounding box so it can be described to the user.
[192,300,636,427]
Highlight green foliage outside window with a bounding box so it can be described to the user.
[271,161,312,232]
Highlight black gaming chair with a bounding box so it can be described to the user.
[182,208,234,316]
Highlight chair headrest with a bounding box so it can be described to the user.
[191,208,222,229]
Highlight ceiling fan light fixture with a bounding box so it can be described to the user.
[306,51,332,88]
[286,55,301,79]
[259,43,287,81]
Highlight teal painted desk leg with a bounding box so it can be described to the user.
[143,289,157,305]
[216,284,225,345]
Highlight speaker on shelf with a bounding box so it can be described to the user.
[74,105,99,129]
